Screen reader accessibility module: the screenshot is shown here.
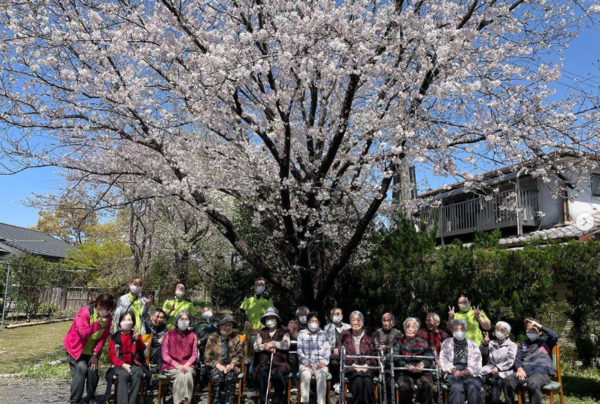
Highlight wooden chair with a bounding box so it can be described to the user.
[206,371,245,404]
[517,345,564,404]
[105,334,152,404]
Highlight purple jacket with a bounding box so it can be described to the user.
[338,329,377,367]
[63,306,113,360]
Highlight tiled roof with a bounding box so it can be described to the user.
[498,214,600,247]
[0,223,73,258]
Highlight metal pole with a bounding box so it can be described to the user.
[1,264,11,330]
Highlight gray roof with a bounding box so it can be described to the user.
[0,223,73,259]
[498,214,600,248]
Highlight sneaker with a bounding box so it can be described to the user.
[333,383,340,395]
[290,387,298,394]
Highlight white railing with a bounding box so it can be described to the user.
[420,189,539,237]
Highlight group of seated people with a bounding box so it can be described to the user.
[64,287,560,404]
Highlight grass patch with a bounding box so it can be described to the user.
[563,362,600,404]
[0,322,71,374]
[20,356,71,380]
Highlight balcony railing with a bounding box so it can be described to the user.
[420,189,540,238]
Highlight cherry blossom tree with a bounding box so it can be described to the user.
[0,0,599,309]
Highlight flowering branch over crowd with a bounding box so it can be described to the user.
[0,0,598,307]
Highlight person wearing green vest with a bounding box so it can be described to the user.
[114,277,153,334]
[447,294,491,346]
[240,277,273,335]
[64,293,116,404]
[163,283,197,329]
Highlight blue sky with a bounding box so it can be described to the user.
[0,24,599,229]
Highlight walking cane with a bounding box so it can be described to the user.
[265,351,274,404]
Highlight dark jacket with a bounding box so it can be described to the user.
[339,329,377,367]
[515,326,558,375]
[393,336,433,376]
[144,319,167,348]
[194,319,218,361]
[255,326,291,374]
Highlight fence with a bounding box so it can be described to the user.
[0,261,97,327]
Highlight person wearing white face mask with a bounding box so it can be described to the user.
[297,312,330,404]
[106,311,149,404]
[114,277,152,334]
[324,307,350,392]
[162,310,198,404]
[440,319,483,404]
[480,321,517,404]
[504,318,559,404]
[287,306,310,387]
[193,306,219,389]
[205,314,243,404]
[254,307,291,404]
[64,294,116,404]
[163,284,197,330]
[240,277,274,336]
[447,294,491,346]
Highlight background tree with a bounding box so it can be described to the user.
[1,0,599,310]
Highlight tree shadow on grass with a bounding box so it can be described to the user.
[563,374,600,400]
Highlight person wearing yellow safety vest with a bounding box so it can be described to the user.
[163,284,197,329]
[114,277,153,334]
[239,277,273,336]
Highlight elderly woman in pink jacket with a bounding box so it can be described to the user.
[63,293,116,404]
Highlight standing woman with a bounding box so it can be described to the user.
[338,311,377,404]
[64,293,116,404]
[114,277,153,334]
[107,311,149,404]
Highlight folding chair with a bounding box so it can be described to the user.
[388,350,442,404]
[517,345,564,404]
[339,346,386,404]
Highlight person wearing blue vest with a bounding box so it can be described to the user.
[504,318,559,404]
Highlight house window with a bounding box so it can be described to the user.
[592,173,600,197]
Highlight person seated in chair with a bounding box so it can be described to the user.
[324,307,350,394]
[107,311,150,404]
[417,312,449,355]
[439,319,482,404]
[504,318,558,404]
[205,314,243,404]
[254,307,291,404]
[480,321,517,404]
[298,312,330,404]
[394,317,435,404]
[194,306,219,388]
[162,310,198,404]
[373,312,403,354]
[144,309,167,370]
[338,311,377,404]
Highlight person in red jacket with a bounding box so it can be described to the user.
[108,311,148,404]
[63,294,116,404]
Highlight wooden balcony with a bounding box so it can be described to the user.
[421,189,540,238]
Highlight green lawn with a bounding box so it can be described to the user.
[1,322,599,404]
[0,322,71,374]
